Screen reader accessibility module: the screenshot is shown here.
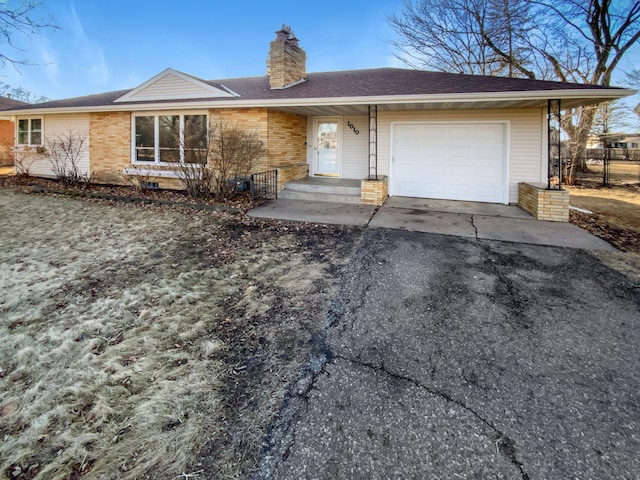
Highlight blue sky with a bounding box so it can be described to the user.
[1,0,638,119]
[1,0,403,100]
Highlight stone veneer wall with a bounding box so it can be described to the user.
[361,176,388,205]
[518,182,569,222]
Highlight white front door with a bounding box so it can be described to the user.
[314,118,341,176]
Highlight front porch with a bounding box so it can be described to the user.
[278,176,388,205]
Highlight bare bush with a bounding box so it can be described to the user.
[209,120,264,199]
[44,130,89,186]
[14,156,34,176]
[174,142,214,199]
[172,119,264,199]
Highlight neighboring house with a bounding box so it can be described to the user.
[588,133,640,149]
[0,95,28,166]
[607,135,640,149]
[1,27,635,206]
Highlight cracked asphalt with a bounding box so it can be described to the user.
[255,229,640,479]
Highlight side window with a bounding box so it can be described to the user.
[17,118,42,146]
[17,119,29,145]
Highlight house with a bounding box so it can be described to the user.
[1,26,634,216]
[588,133,640,149]
[605,135,640,149]
[0,95,28,166]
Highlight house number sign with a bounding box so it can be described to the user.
[347,121,359,135]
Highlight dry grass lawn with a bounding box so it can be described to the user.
[0,189,361,479]
[567,184,640,281]
[569,184,640,233]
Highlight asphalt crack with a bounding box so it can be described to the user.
[471,214,479,240]
[253,341,334,479]
[335,353,530,480]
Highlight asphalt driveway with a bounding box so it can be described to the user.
[256,230,640,479]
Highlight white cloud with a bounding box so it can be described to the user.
[68,3,110,86]
[38,40,60,85]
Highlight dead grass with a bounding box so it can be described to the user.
[0,188,362,479]
[567,184,640,281]
[568,184,640,233]
[577,161,640,187]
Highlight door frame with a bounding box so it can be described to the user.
[312,116,343,177]
[389,121,510,204]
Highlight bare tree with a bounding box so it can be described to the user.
[0,83,48,103]
[389,0,640,180]
[389,0,535,77]
[44,130,89,186]
[0,1,57,69]
[591,100,639,144]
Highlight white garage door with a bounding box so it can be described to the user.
[391,123,507,203]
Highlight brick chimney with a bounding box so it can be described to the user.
[267,25,306,89]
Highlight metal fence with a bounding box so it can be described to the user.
[574,149,640,187]
[250,169,278,205]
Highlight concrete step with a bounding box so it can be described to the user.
[285,179,361,196]
[279,189,362,204]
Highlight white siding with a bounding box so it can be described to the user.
[379,108,544,204]
[16,114,90,178]
[131,75,218,100]
[341,116,368,179]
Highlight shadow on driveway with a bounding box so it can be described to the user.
[256,229,640,479]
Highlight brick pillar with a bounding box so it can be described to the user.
[360,176,388,205]
[518,182,569,222]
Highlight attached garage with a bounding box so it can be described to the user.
[390,122,508,204]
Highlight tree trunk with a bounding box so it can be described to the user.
[561,105,597,184]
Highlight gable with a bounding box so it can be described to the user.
[114,68,238,103]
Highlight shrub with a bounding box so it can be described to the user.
[172,119,265,199]
[44,130,89,186]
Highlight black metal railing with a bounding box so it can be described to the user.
[569,150,640,187]
[250,169,278,205]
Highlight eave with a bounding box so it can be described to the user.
[2,88,635,117]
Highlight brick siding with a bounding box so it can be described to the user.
[518,182,569,222]
[0,120,15,165]
[360,176,388,205]
[89,108,308,192]
[89,112,131,184]
[266,110,308,190]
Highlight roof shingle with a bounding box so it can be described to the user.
[6,67,629,111]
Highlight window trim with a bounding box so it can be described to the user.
[131,111,208,165]
[16,117,44,147]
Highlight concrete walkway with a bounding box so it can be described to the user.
[248,197,615,251]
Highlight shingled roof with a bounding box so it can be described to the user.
[0,95,28,110]
[4,68,632,112]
